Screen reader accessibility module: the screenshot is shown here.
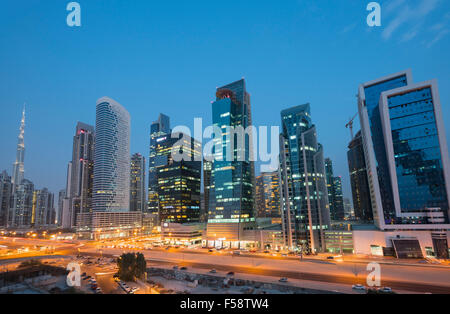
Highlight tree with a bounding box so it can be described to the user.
[117,253,147,282]
[117,253,137,282]
[135,253,147,279]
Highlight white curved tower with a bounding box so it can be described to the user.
[93,97,131,212]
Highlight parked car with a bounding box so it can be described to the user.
[180,267,187,271]
[279,278,288,283]
[352,284,366,291]
[227,272,235,276]
[378,287,393,293]
[210,269,217,274]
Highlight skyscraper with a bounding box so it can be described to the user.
[255,172,281,218]
[93,97,131,212]
[347,130,373,222]
[206,79,256,245]
[358,70,450,231]
[0,171,12,227]
[65,122,95,227]
[325,158,345,221]
[358,70,410,229]
[148,114,171,214]
[130,153,146,212]
[279,104,330,253]
[57,189,66,226]
[12,106,25,187]
[153,133,201,223]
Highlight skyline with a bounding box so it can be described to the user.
[1,1,450,201]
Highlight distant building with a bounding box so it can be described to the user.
[57,189,65,226]
[279,104,330,253]
[148,114,171,215]
[325,158,345,221]
[347,131,373,222]
[0,171,12,227]
[32,188,55,227]
[9,179,34,228]
[93,97,131,212]
[343,198,353,218]
[202,160,212,223]
[255,172,280,219]
[130,153,146,212]
[64,122,95,228]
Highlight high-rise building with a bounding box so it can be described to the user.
[154,132,202,224]
[324,158,345,221]
[12,107,25,187]
[343,198,353,218]
[347,130,373,222]
[255,172,281,218]
[9,179,34,227]
[32,188,55,227]
[358,70,450,230]
[148,114,171,214]
[206,79,256,245]
[57,189,66,226]
[64,122,95,228]
[9,107,34,228]
[279,104,330,253]
[202,160,212,223]
[130,153,146,212]
[0,171,12,227]
[93,97,131,212]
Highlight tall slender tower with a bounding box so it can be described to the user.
[12,106,26,187]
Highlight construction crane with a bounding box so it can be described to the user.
[346,113,358,140]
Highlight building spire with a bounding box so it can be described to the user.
[12,104,26,186]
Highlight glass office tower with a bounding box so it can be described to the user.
[155,133,201,224]
[148,114,171,215]
[93,97,131,212]
[279,104,330,253]
[206,79,256,246]
[324,158,345,221]
[359,71,450,231]
[255,172,281,219]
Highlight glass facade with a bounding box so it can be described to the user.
[325,158,345,221]
[363,74,408,222]
[255,172,281,218]
[148,114,171,214]
[93,97,131,212]
[279,104,330,252]
[387,86,449,222]
[207,79,255,231]
[155,133,201,223]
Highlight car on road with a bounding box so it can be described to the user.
[352,284,366,291]
[180,267,187,271]
[227,272,235,276]
[327,256,334,260]
[95,287,102,294]
[233,251,241,256]
[208,249,214,253]
[131,287,140,293]
[378,287,393,293]
[279,278,288,283]
[210,269,217,274]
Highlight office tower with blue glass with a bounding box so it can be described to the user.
[0,171,12,227]
[206,79,256,248]
[148,114,171,215]
[93,97,131,212]
[279,104,330,253]
[358,70,450,258]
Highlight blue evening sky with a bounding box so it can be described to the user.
[1,0,449,202]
